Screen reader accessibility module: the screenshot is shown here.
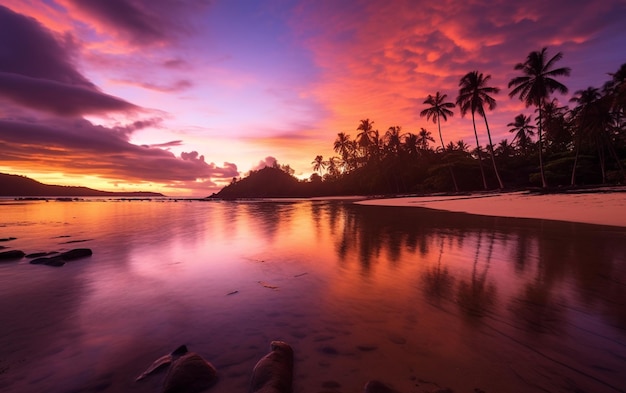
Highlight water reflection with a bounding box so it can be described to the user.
[1,200,625,393]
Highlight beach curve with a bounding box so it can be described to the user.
[357,189,626,228]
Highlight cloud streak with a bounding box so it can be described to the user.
[0,116,238,184]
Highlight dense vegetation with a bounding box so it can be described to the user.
[217,49,625,198]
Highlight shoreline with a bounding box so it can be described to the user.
[357,189,626,228]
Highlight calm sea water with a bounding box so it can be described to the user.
[0,199,625,393]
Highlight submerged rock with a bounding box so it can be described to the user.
[250,341,293,393]
[0,250,25,260]
[59,248,92,260]
[363,380,401,393]
[29,248,92,267]
[162,352,218,393]
[25,251,58,258]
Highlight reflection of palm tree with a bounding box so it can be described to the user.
[507,114,535,154]
[420,92,459,191]
[456,231,497,320]
[508,47,571,188]
[422,238,455,306]
[457,71,502,189]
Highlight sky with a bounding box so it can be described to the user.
[1,0,625,196]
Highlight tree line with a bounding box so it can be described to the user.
[309,48,625,195]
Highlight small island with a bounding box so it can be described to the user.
[0,173,164,198]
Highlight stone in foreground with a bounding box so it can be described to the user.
[162,352,218,393]
[250,341,293,393]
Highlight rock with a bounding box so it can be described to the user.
[0,250,25,260]
[250,341,293,393]
[25,251,58,258]
[0,237,17,242]
[136,345,189,382]
[162,352,218,393]
[29,248,92,267]
[363,380,401,393]
[30,256,65,267]
[59,248,92,260]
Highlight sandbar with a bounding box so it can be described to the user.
[358,189,626,228]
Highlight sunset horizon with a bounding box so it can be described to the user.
[1,1,625,196]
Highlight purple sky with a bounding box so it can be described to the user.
[1,0,624,195]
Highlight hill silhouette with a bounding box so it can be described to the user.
[0,173,164,197]
[210,167,309,198]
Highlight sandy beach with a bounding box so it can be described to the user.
[357,189,626,227]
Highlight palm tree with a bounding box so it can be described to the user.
[333,132,351,160]
[420,92,459,191]
[416,128,435,151]
[403,133,419,156]
[420,92,456,149]
[507,114,535,154]
[356,119,375,160]
[508,47,571,188]
[384,126,405,155]
[457,71,504,189]
[312,155,325,174]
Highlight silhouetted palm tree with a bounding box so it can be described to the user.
[507,114,535,154]
[508,47,571,188]
[457,71,504,189]
[384,126,405,155]
[421,92,459,191]
[356,119,375,160]
[417,128,435,151]
[312,155,325,174]
[420,92,455,149]
[334,132,351,159]
[403,133,419,156]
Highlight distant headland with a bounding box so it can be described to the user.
[0,173,164,198]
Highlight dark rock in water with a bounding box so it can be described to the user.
[30,249,92,266]
[162,352,218,393]
[250,341,293,393]
[44,258,66,267]
[0,250,25,260]
[363,380,401,393]
[25,251,59,258]
[60,248,92,260]
[136,345,189,382]
[0,237,17,242]
[30,256,65,267]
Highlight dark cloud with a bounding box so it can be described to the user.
[64,0,213,46]
[0,6,138,116]
[0,73,137,116]
[0,5,91,86]
[0,117,239,183]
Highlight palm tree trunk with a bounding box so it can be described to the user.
[472,112,488,190]
[570,141,580,186]
[438,117,459,192]
[482,113,505,189]
[538,106,548,188]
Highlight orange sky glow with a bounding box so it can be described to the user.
[1,0,625,196]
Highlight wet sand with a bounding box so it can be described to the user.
[357,189,626,227]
